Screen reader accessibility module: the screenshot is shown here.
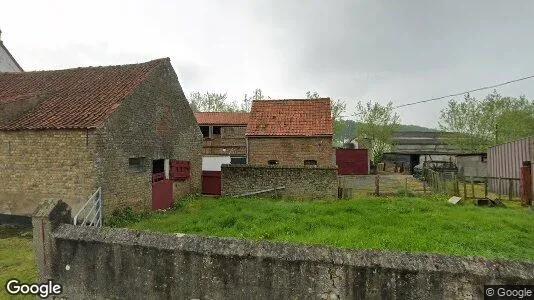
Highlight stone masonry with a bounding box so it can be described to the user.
[221,164,338,198]
[32,199,534,300]
[0,59,202,216]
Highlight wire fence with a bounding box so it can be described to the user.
[337,171,522,201]
[423,169,521,201]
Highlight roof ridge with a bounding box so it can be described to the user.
[253,98,331,102]
[5,57,169,74]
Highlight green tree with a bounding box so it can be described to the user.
[438,90,534,152]
[189,91,240,112]
[354,100,400,165]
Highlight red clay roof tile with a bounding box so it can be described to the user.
[0,58,167,130]
[194,112,249,125]
[246,99,333,137]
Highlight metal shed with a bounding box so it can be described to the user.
[487,136,533,196]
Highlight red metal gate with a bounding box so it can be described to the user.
[336,149,369,175]
[152,172,173,210]
[202,171,221,195]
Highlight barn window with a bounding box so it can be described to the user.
[212,126,221,135]
[231,156,247,164]
[304,160,317,166]
[200,126,210,138]
[268,160,279,165]
[128,157,145,172]
[170,160,191,181]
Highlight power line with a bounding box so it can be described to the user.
[338,74,534,119]
[394,74,534,109]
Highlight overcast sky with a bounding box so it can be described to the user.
[2,0,534,128]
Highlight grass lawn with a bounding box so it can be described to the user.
[0,226,36,300]
[117,195,534,261]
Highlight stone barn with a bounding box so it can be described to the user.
[246,99,334,167]
[0,58,202,217]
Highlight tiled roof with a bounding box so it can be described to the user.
[0,58,167,130]
[246,99,333,137]
[194,112,249,125]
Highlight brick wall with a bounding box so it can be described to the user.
[0,130,97,215]
[93,61,202,213]
[247,136,334,166]
[221,164,338,198]
[202,126,246,156]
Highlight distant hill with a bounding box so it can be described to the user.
[396,124,437,132]
[335,120,437,143]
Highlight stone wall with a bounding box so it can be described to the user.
[92,60,202,213]
[33,199,534,300]
[221,164,338,198]
[0,59,202,216]
[0,130,97,215]
[247,136,334,167]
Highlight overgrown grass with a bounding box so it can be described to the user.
[118,195,534,261]
[0,226,36,299]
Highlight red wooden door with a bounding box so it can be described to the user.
[336,149,369,175]
[152,172,173,210]
[202,171,221,195]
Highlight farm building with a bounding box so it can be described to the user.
[246,99,334,167]
[456,153,487,178]
[0,30,23,72]
[195,112,249,169]
[488,136,533,199]
[0,58,201,216]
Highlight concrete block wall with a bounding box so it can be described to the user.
[247,136,334,167]
[33,199,534,300]
[0,130,97,215]
[221,164,338,198]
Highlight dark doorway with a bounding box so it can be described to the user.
[410,155,420,173]
[151,159,173,210]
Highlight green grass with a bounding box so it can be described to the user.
[118,195,534,261]
[0,226,36,300]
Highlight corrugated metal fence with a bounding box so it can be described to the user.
[488,136,533,196]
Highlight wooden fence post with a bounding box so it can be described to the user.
[484,179,488,198]
[423,178,427,193]
[508,179,513,201]
[470,177,475,199]
[375,175,380,196]
[463,181,467,199]
[405,178,408,196]
[498,177,502,200]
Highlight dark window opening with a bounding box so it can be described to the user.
[152,159,165,182]
[212,126,221,135]
[268,160,279,165]
[152,159,165,174]
[200,126,210,138]
[128,157,145,172]
[231,156,247,164]
[304,160,317,166]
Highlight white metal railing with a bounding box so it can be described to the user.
[73,187,103,227]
